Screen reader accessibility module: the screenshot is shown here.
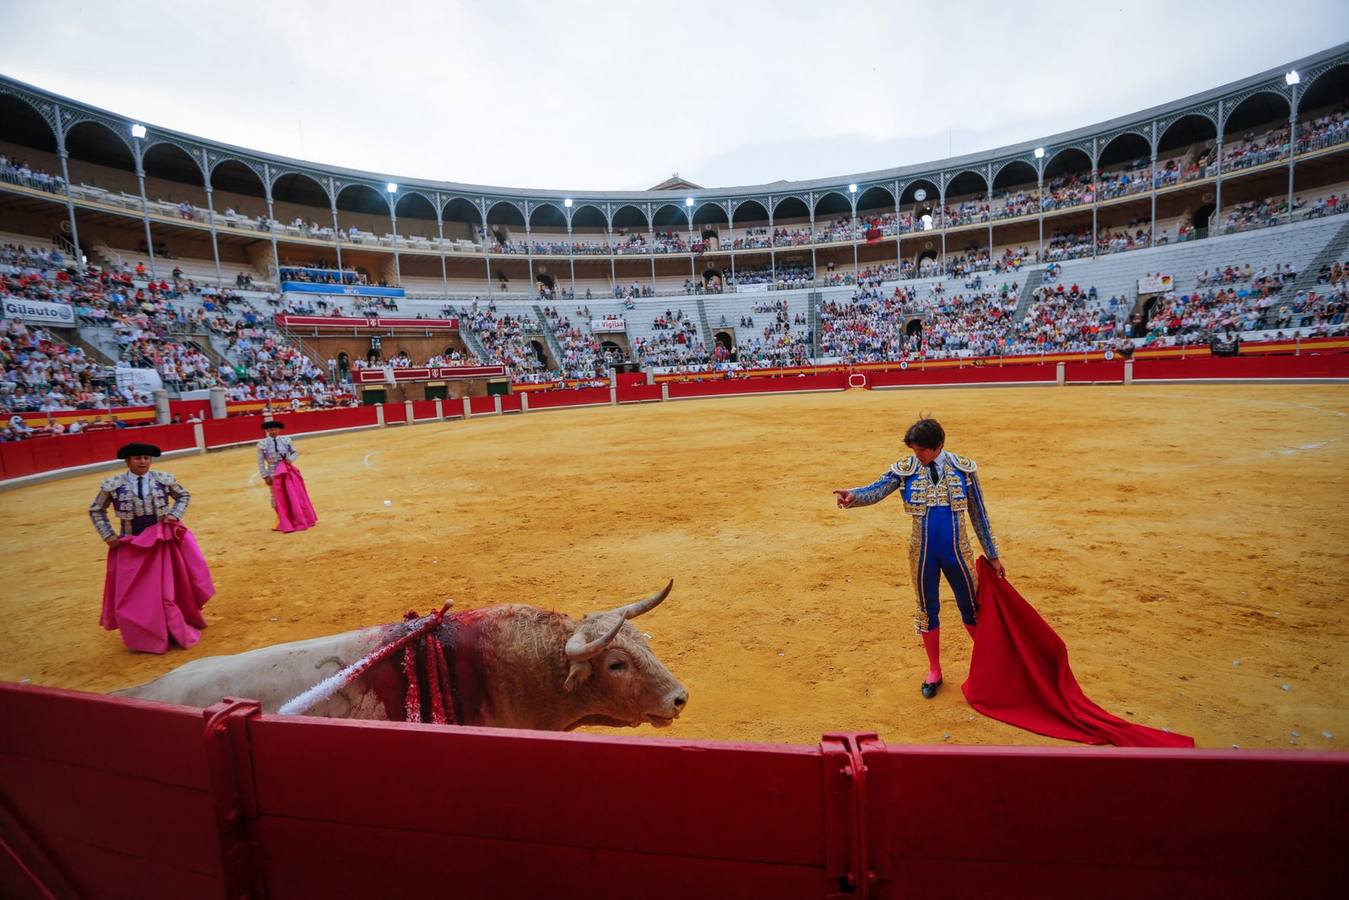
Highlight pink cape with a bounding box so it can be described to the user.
[271,459,318,533]
[100,522,214,654]
[962,557,1195,748]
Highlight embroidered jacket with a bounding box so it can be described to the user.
[847,451,999,558]
[89,471,191,540]
[257,434,298,478]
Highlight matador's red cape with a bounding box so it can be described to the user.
[962,557,1195,748]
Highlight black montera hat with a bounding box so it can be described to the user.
[261,420,285,431]
[117,442,162,459]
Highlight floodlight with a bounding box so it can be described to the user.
[130,123,147,139]
[386,182,398,193]
[848,184,858,193]
[921,214,933,231]
[1034,147,1045,159]
[1285,70,1300,86]
[564,198,573,208]
[685,197,694,207]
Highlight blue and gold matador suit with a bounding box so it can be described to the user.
[846,451,999,634]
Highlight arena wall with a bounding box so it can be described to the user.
[1,684,1344,899]
[3,346,1346,485]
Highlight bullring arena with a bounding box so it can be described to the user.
[3,384,1348,749]
[3,22,1349,899]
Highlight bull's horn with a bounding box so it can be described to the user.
[565,614,626,662]
[611,579,674,620]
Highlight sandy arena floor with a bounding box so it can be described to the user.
[2,384,1347,750]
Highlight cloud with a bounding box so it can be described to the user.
[0,0,1344,191]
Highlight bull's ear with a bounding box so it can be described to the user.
[564,660,593,692]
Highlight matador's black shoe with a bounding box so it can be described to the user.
[921,678,943,700]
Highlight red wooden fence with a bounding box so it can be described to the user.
[1,684,1344,899]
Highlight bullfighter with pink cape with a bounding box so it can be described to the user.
[90,442,214,653]
[257,419,317,532]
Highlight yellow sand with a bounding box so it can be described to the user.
[2,385,1346,750]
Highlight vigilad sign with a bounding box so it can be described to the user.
[1,297,75,326]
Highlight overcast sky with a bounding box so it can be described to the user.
[1,0,1345,192]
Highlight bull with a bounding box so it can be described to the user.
[115,581,688,731]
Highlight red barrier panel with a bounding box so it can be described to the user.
[469,395,497,415]
[1134,352,1349,381]
[381,402,407,424]
[525,386,612,409]
[617,383,663,403]
[0,686,223,899]
[1064,360,1127,383]
[55,434,96,470]
[203,415,263,448]
[168,399,210,421]
[864,364,1055,388]
[0,423,197,480]
[83,429,124,465]
[261,407,380,436]
[0,439,37,479]
[247,718,836,899]
[500,393,523,413]
[667,373,846,399]
[2,684,1346,899]
[860,741,1348,899]
[410,400,440,421]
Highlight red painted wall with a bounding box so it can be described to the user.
[1,684,1344,899]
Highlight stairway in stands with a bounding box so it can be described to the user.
[533,304,566,370]
[693,295,715,350]
[457,321,490,363]
[808,291,823,358]
[1288,218,1349,298]
[1012,267,1045,321]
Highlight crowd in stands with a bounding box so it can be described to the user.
[280,264,377,286]
[1,244,331,408]
[541,307,614,380]
[0,154,65,193]
[1,317,116,417]
[1143,257,1347,342]
[459,302,548,380]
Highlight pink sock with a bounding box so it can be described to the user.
[922,628,942,683]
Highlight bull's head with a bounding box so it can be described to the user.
[562,580,688,729]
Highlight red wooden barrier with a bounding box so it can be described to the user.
[380,402,407,424]
[410,400,440,421]
[468,395,497,416]
[525,386,612,409]
[859,740,1348,899]
[247,718,838,899]
[499,394,523,413]
[667,373,846,399]
[0,686,223,899]
[1064,360,1127,383]
[617,383,663,403]
[0,424,198,480]
[867,365,1057,388]
[202,416,260,449]
[1,684,1346,899]
[1134,352,1349,380]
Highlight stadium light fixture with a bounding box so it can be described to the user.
[685,197,694,207]
[848,183,857,193]
[130,123,147,140]
[921,214,933,231]
[386,182,398,193]
[564,198,573,208]
[1033,147,1045,159]
[1285,70,1300,86]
